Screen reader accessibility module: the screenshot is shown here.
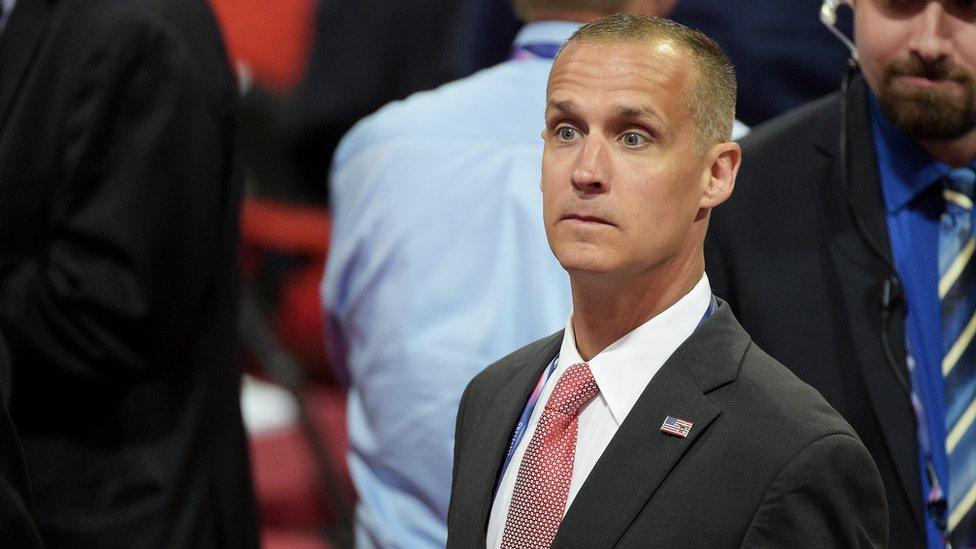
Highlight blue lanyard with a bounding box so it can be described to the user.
[497,356,559,485]
[495,295,719,490]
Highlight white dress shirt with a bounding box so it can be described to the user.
[486,274,712,548]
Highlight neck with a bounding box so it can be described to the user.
[918,129,976,168]
[568,249,704,361]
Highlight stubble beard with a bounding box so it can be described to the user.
[877,57,976,141]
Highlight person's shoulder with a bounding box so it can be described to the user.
[713,90,843,220]
[738,90,841,156]
[57,0,188,40]
[726,342,886,546]
[334,59,549,167]
[730,343,857,443]
[53,0,228,81]
[684,305,855,444]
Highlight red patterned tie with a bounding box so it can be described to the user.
[501,362,599,548]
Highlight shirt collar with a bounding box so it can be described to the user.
[869,92,976,213]
[558,273,712,425]
[511,20,581,52]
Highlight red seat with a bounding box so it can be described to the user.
[209,0,316,92]
[237,199,352,545]
[249,387,351,530]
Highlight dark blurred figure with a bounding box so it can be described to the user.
[0,333,42,548]
[671,0,852,126]
[282,0,521,203]
[0,0,259,547]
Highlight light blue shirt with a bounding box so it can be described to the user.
[322,21,579,549]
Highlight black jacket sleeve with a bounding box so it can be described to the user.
[0,12,236,388]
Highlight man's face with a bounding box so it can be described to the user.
[541,40,710,279]
[853,0,976,140]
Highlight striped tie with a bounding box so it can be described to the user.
[941,166,976,546]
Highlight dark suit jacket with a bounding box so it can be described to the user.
[0,332,43,548]
[0,0,259,546]
[448,302,888,547]
[706,74,924,546]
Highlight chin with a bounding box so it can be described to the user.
[555,250,617,276]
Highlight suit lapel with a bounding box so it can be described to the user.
[553,303,747,547]
[821,75,923,528]
[0,0,55,133]
[464,332,563,540]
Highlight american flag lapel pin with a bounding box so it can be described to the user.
[660,415,693,438]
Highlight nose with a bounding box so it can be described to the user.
[571,136,609,194]
[909,2,951,63]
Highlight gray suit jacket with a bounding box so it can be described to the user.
[448,302,888,547]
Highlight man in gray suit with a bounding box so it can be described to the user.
[447,14,888,548]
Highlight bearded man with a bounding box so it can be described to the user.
[706,1,976,547]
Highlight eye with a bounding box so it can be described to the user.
[555,126,579,141]
[620,131,650,148]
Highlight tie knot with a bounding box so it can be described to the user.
[545,363,599,417]
[944,167,976,211]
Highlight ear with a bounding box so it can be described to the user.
[699,141,740,210]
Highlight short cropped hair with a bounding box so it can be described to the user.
[559,14,737,154]
[510,0,628,22]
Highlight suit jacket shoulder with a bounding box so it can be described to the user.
[733,344,888,547]
[715,90,841,239]
[55,0,233,105]
[731,343,855,440]
[738,90,840,156]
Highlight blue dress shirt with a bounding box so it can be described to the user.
[870,94,976,548]
[322,21,580,549]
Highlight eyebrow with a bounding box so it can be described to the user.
[546,99,575,115]
[545,100,664,125]
[613,105,665,125]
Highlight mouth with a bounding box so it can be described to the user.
[562,213,614,226]
[886,60,970,93]
[893,75,962,90]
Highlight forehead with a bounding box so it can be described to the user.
[546,39,695,117]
